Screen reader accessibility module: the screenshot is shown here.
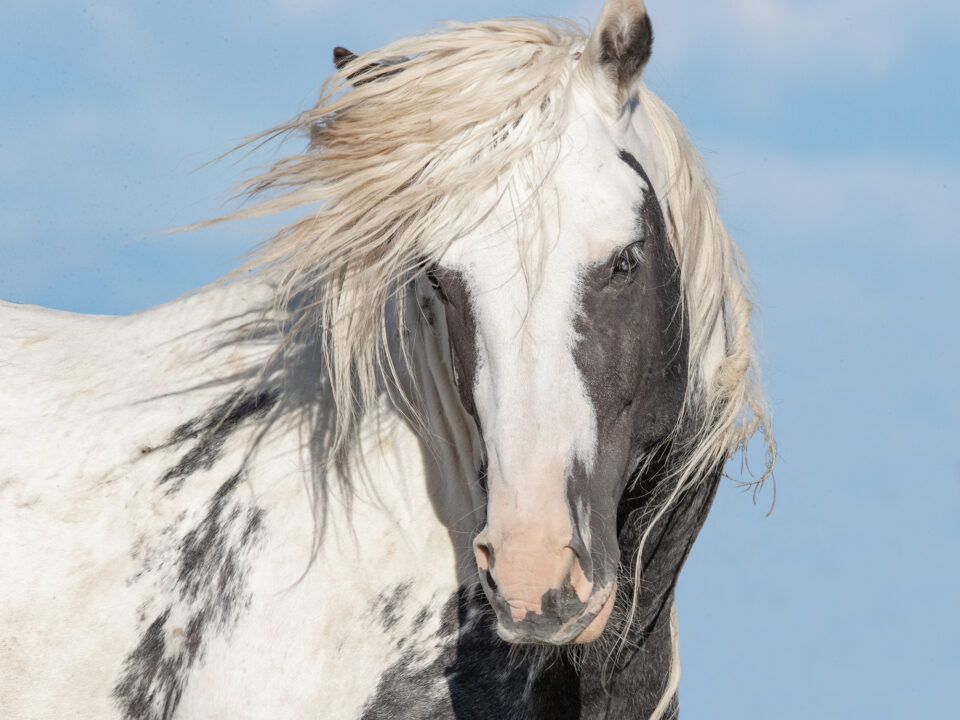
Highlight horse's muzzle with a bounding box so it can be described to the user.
[473,535,617,644]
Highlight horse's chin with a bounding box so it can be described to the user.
[494,582,618,646]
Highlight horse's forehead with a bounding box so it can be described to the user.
[441,103,661,284]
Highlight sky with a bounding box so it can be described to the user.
[2,1,958,717]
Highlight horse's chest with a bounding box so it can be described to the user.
[155,515,566,720]
[355,586,584,720]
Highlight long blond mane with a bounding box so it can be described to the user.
[216,15,774,535]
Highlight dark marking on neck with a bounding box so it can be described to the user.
[157,389,278,494]
[114,471,267,719]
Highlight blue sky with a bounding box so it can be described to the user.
[2,1,958,717]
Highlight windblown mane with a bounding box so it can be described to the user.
[212,16,774,520]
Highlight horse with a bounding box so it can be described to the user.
[0,1,774,718]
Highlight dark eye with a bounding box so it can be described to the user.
[613,241,644,275]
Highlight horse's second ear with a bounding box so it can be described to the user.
[332,46,407,86]
[333,46,358,70]
[579,0,653,111]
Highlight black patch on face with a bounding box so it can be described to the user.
[599,11,653,95]
[566,150,688,601]
[618,149,654,187]
[114,471,266,720]
[157,389,278,493]
[483,574,592,642]
[429,270,481,423]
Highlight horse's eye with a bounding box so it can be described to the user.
[614,241,644,275]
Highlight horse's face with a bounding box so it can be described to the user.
[431,2,687,645]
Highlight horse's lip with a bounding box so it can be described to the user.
[559,581,617,644]
[494,582,617,646]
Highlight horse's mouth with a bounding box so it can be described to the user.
[493,582,618,646]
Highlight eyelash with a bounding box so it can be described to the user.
[613,241,644,275]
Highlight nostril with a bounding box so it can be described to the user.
[474,543,491,572]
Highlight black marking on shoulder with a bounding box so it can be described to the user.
[373,582,413,633]
[176,471,265,608]
[158,389,278,493]
[413,607,430,628]
[114,471,267,720]
[360,647,450,720]
[113,610,183,720]
[360,585,446,719]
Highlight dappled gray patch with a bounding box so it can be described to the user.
[114,471,266,720]
[157,389,278,494]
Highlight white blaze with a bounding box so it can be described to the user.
[442,90,667,603]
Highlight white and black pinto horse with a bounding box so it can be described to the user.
[0,2,774,718]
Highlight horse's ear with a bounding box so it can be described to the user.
[578,0,653,111]
[333,46,358,70]
[332,45,407,86]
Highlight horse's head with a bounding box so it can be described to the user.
[429,0,686,644]
[239,0,767,649]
